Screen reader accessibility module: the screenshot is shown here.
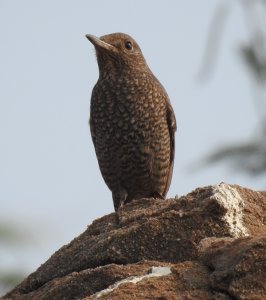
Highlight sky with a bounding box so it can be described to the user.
[1,0,265,288]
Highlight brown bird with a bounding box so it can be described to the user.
[86,32,176,211]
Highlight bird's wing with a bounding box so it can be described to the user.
[163,100,177,197]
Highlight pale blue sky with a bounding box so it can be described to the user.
[1,0,265,282]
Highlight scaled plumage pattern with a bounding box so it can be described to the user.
[86,32,176,211]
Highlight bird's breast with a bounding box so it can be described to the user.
[91,76,168,146]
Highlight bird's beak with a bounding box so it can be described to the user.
[85,34,115,52]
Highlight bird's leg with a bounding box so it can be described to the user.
[112,186,128,212]
[151,191,164,199]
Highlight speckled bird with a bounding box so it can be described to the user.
[86,32,176,211]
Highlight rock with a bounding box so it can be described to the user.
[200,235,266,300]
[3,183,266,299]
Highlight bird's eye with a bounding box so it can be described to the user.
[125,41,133,50]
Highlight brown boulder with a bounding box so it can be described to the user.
[3,183,266,299]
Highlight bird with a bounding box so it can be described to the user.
[86,32,176,211]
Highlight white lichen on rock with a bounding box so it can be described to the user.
[211,183,249,237]
[93,266,171,298]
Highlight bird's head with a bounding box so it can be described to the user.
[86,32,147,78]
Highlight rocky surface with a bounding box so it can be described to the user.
[3,183,266,300]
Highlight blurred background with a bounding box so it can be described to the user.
[1,0,266,295]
